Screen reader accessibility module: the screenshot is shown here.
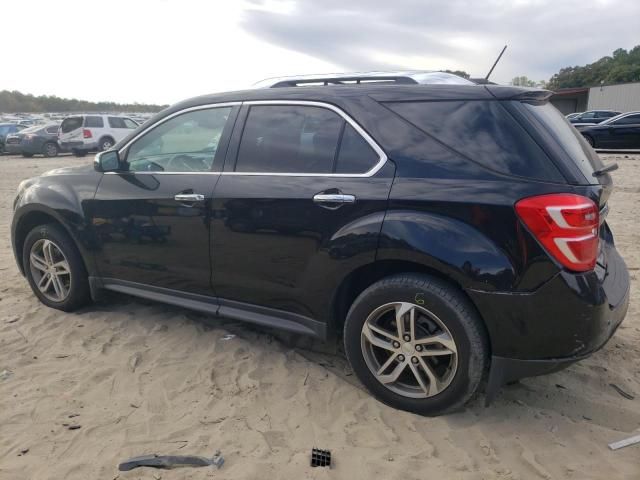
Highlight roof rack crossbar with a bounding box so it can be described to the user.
[270,76,419,88]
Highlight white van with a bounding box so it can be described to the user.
[59,114,139,156]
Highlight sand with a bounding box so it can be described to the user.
[0,152,638,480]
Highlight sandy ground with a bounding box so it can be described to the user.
[0,152,639,480]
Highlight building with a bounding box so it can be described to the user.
[551,81,640,115]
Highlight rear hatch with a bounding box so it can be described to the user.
[59,116,84,143]
[503,90,625,303]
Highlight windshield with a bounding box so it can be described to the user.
[0,125,14,135]
[523,102,604,183]
[600,113,628,126]
[19,125,42,134]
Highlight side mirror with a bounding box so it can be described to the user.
[94,150,121,172]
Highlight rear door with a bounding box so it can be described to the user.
[90,104,238,296]
[210,101,394,323]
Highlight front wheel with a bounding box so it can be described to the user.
[584,134,595,148]
[343,274,488,416]
[22,223,91,311]
[42,142,59,157]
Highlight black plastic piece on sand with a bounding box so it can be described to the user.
[310,448,331,468]
[118,451,224,471]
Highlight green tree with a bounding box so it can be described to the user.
[547,45,640,89]
[0,90,166,113]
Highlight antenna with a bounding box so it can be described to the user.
[485,45,507,81]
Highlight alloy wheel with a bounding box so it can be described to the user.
[360,302,458,398]
[29,239,71,302]
[45,143,57,156]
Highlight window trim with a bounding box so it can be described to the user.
[227,100,387,177]
[109,102,241,175]
[109,100,387,177]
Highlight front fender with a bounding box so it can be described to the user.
[377,210,517,292]
[12,180,99,276]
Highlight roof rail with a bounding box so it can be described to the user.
[269,75,419,88]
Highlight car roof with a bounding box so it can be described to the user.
[164,83,544,117]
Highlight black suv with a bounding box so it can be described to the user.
[11,72,629,416]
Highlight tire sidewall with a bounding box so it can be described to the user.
[100,138,114,151]
[43,142,58,157]
[22,224,89,311]
[344,276,486,415]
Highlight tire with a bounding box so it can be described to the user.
[584,135,595,148]
[22,152,34,158]
[99,137,115,151]
[22,223,91,311]
[72,149,87,157]
[42,142,59,158]
[343,273,488,416]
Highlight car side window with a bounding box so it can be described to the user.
[126,107,232,172]
[235,105,343,174]
[85,116,104,128]
[123,118,138,129]
[335,124,379,173]
[108,117,126,128]
[581,112,596,119]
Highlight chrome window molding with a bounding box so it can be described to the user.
[111,100,387,178]
[231,100,387,178]
[116,102,241,155]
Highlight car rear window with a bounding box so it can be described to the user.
[384,100,563,181]
[522,102,603,182]
[84,116,104,128]
[61,117,83,133]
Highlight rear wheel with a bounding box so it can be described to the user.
[42,142,59,157]
[99,137,114,151]
[22,223,91,311]
[343,274,488,416]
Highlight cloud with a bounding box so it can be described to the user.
[241,0,640,83]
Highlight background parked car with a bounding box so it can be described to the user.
[580,111,640,149]
[0,123,27,153]
[566,112,582,119]
[58,114,139,156]
[569,110,621,125]
[3,123,64,157]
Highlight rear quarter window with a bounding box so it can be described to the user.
[384,100,563,182]
[84,116,104,128]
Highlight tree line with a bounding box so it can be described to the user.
[0,90,166,113]
[512,45,640,90]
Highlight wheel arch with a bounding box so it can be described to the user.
[12,208,90,276]
[330,259,492,354]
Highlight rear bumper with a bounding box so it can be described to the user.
[61,141,97,151]
[467,241,630,401]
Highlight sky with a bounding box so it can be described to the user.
[3,0,639,105]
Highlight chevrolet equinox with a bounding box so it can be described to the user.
[11,72,630,415]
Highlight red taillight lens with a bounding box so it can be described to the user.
[515,193,599,272]
[83,129,92,139]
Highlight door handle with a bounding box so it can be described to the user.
[313,193,356,208]
[174,193,205,202]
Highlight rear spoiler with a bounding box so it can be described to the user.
[484,86,553,103]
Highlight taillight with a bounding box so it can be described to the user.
[83,129,92,139]
[515,193,599,272]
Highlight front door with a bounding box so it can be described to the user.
[211,102,394,323]
[90,105,238,296]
